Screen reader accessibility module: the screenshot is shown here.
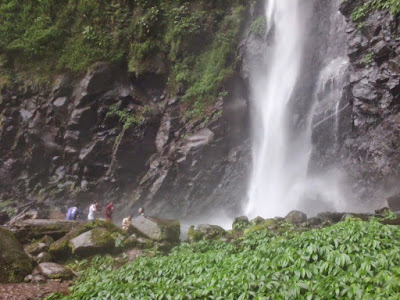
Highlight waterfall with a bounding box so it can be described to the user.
[246,0,306,218]
[246,0,350,219]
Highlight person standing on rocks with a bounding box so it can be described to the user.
[88,202,98,221]
[122,216,132,231]
[105,202,114,222]
[65,207,82,220]
[138,207,145,217]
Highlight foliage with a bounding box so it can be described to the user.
[351,0,400,21]
[50,219,400,299]
[0,0,248,117]
[363,52,374,67]
[250,15,267,38]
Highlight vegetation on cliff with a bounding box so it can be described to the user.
[0,0,249,116]
[48,219,400,299]
[351,0,400,21]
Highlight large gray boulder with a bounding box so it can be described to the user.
[69,228,115,257]
[33,262,73,280]
[131,216,180,243]
[0,226,33,283]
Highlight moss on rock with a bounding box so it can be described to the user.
[0,226,33,283]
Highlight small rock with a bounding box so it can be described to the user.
[131,216,180,243]
[34,262,73,280]
[27,242,48,256]
[36,252,53,263]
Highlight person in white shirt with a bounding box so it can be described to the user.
[122,216,132,231]
[88,202,98,221]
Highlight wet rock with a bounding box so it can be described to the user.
[27,242,48,256]
[10,219,79,243]
[33,262,73,280]
[0,226,33,283]
[25,274,46,283]
[387,194,400,211]
[192,224,226,241]
[250,216,265,225]
[284,210,307,224]
[136,237,154,249]
[0,211,9,225]
[69,228,115,257]
[232,216,249,229]
[315,212,345,224]
[340,213,371,222]
[36,252,53,263]
[131,216,180,243]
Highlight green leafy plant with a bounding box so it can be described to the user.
[351,0,400,22]
[50,219,400,299]
[250,15,267,38]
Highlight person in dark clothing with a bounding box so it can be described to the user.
[105,202,114,222]
[138,207,145,216]
[65,207,82,220]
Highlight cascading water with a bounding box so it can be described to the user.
[246,0,307,218]
[246,0,352,219]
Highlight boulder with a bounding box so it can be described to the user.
[25,274,46,283]
[0,226,33,283]
[387,194,400,211]
[27,242,48,256]
[284,210,307,224]
[188,224,226,242]
[315,212,345,224]
[0,211,9,225]
[33,262,73,280]
[10,219,80,242]
[69,228,115,257]
[36,252,53,263]
[250,216,265,225]
[232,216,250,229]
[131,216,180,243]
[49,220,124,260]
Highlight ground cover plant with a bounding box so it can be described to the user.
[48,218,400,299]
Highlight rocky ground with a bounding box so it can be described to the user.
[0,281,70,300]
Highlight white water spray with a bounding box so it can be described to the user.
[246,0,306,218]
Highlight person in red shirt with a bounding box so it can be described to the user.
[105,202,114,222]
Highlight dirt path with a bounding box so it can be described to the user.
[0,281,70,300]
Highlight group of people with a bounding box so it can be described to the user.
[65,203,145,231]
[65,202,115,221]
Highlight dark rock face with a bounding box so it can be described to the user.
[0,59,250,220]
[337,7,400,206]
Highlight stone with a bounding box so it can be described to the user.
[232,216,250,229]
[131,216,180,243]
[69,228,115,257]
[122,234,139,249]
[284,210,307,224]
[9,219,80,243]
[49,220,124,260]
[250,216,265,225]
[0,226,33,283]
[315,212,345,224]
[0,211,10,225]
[36,252,53,263]
[34,262,73,280]
[136,237,154,249]
[387,194,400,211]
[27,242,48,256]
[196,224,226,240]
